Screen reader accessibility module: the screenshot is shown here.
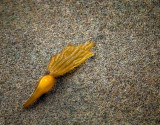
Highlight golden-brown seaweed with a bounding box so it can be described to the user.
[24,41,94,108]
[48,42,94,77]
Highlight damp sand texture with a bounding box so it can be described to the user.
[0,0,160,124]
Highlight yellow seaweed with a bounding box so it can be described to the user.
[24,42,94,108]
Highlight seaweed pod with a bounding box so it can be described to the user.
[24,75,55,108]
[48,42,94,77]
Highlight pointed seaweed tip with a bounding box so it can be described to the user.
[82,41,95,51]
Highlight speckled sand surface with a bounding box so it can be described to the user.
[0,0,160,124]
